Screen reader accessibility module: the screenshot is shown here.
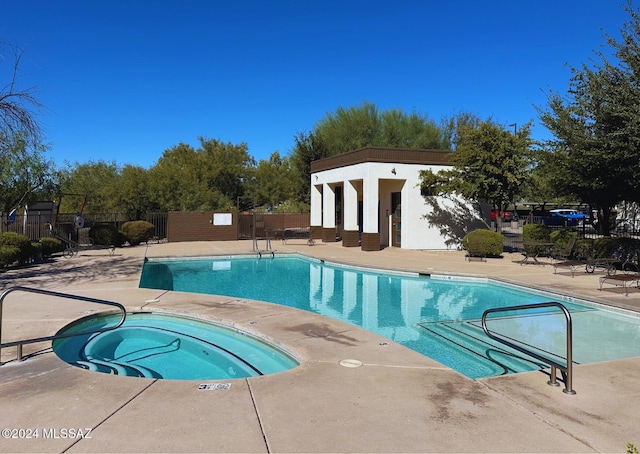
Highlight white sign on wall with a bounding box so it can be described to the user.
[213,213,232,226]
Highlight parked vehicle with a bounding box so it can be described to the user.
[545,209,588,226]
[490,209,514,221]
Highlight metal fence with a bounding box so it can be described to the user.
[237,213,310,240]
[496,216,637,252]
[0,212,168,241]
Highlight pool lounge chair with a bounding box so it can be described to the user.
[599,272,640,296]
[551,237,584,277]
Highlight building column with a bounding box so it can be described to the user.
[361,176,380,251]
[310,183,323,239]
[321,183,336,242]
[342,180,359,247]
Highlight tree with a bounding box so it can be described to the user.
[314,101,449,154]
[0,44,52,213]
[148,143,226,211]
[112,164,154,218]
[420,119,533,214]
[289,131,330,205]
[0,43,41,150]
[147,138,254,212]
[0,133,56,213]
[58,160,121,213]
[199,137,255,204]
[245,152,295,209]
[537,1,640,235]
[289,102,450,206]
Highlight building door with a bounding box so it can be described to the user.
[391,192,401,247]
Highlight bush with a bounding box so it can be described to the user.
[30,242,43,261]
[462,229,503,258]
[522,224,552,257]
[90,224,124,247]
[0,232,33,264]
[122,220,156,246]
[0,245,21,268]
[39,237,63,258]
[523,224,551,243]
[550,230,579,257]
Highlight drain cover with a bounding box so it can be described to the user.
[339,359,363,368]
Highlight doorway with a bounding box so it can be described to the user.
[391,192,401,247]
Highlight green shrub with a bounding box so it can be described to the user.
[523,224,551,242]
[0,245,21,268]
[90,224,123,246]
[550,230,579,257]
[0,232,33,264]
[122,220,156,246]
[522,224,552,257]
[39,237,63,257]
[30,241,43,261]
[462,229,503,257]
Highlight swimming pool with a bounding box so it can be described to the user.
[139,255,640,379]
[53,312,299,380]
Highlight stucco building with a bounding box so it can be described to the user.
[310,147,464,251]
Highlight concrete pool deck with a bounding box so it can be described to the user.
[0,240,639,453]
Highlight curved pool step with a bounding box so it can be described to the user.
[83,357,161,378]
[418,321,549,375]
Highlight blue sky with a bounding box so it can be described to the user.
[1,1,630,168]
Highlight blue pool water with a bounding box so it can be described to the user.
[139,255,640,379]
[53,312,298,380]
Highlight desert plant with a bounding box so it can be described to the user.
[550,230,579,258]
[522,224,552,258]
[30,241,43,261]
[462,229,503,258]
[0,232,33,264]
[0,245,21,268]
[121,220,155,246]
[39,237,63,258]
[90,224,124,247]
[523,223,551,243]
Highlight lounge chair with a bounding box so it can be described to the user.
[551,237,584,277]
[599,272,640,296]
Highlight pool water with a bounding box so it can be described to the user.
[53,313,298,380]
[139,255,640,379]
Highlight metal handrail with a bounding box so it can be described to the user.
[481,302,575,395]
[0,286,127,363]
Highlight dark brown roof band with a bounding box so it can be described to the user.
[310,147,454,173]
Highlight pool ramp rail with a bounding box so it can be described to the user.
[419,301,575,394]
[0,286,127,364]
[418,321,553,376]
[482,302,575,394]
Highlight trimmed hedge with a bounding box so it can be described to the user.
[523,224,551,243]
[122,221,155,246]
[39,237,63,258]
[0,232,32,265]
[90,224,125,247]
[462,229,503,258]
[0,245,21,268]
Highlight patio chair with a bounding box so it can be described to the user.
[599,271,640,296]
[551,236,585,277]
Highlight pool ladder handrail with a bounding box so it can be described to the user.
[481,301,575,395]
[0,286,127,363]
[254,236,275,258]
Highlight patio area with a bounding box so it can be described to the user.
[0,240,638,453]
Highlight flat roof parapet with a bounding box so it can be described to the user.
[310,147,453,173]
